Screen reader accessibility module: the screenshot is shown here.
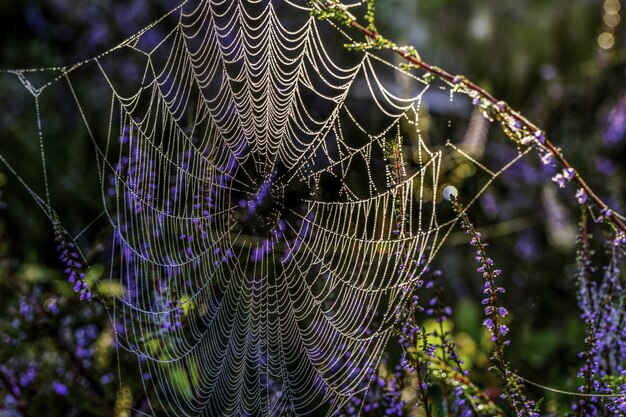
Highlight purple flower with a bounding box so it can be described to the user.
[540,152,553,165]
[534,130,546,144]
[576,188,588,205]
[52,381,68,396]
[54,221,91,301]
[551,173,566,188]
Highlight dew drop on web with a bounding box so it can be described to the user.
[443,185,458,201]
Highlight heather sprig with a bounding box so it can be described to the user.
[424,270,458,414]
[394,288,433,417]
[573,208,626,416]
[574,207,598,417]
[424,270,507,417]
[395,268,508,416]
[449,194,539,417]
[53,217,91,302]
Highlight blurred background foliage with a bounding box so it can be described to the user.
[0,0,625,416]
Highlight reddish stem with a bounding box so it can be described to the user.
[344,18,626,234]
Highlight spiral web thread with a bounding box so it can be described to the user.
[0,0,531,415]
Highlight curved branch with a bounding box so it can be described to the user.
[313,0,626,234]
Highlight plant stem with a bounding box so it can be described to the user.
[408,303,433,417]
[315,0,626,234]
[422,352,506,417]
[452,197,535,417]
[414,358,433,417]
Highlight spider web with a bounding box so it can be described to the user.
[0,0,530,415]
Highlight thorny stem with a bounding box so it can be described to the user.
[312,0,626,235]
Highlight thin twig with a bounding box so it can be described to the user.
[313,0,626,234]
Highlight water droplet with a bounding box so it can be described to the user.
[443,186,458,201]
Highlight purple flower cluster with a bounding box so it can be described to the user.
[335,358,406,417]
[0,365,25,409]
[393,266,507,416]
[111,121,156,216]
[157,280,185,333]
[424,271,453,322]
[540,151,553,166]
[72,324,99,368]
[573,213,626,416]
[52,380,68,396]
[451,385,474,417]
[594,206,613,224]
[162,299,184,332]
[395,285,423,350]
[423,272,479,417]
[551,167,576,189]
[459,219,509,346]
[54,221,91,301]
[451,195,540,417]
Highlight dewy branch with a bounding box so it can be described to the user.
[312,0,626,235]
